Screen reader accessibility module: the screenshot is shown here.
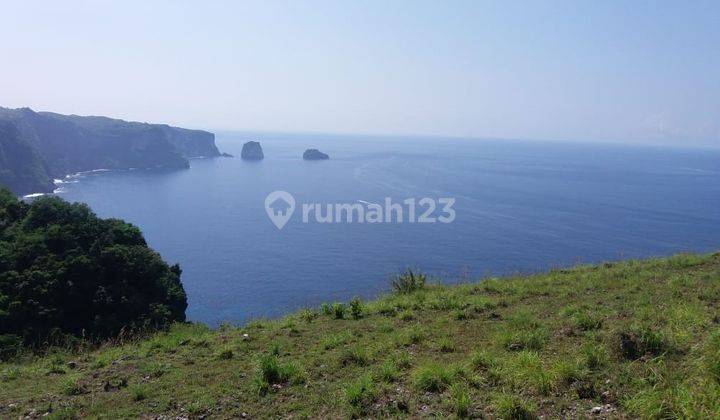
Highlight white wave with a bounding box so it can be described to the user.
[64,168,111,179]
[676,166,716,175]
[22,193,45,198]
[53,178,78,185]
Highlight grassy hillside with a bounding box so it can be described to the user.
[1,253,719,418]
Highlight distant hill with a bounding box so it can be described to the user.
[0,107,220,195]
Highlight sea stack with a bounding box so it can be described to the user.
[241,141,264,160]
[303,149,329,160]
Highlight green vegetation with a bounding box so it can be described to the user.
[1,252,719,418]
[0,107,219,196]
[391,268,427,294]
[0,190,187,354]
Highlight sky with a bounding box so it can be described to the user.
[1,0,719,148]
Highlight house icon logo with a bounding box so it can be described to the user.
[265,191,295,230]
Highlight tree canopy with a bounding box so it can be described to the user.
[0,189,187,352]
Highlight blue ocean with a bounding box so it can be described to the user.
[56,133,720,325]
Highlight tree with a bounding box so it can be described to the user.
[0,189,187,353]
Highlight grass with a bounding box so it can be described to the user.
[449,382,471,417]
[320,330,351,350]
[377,358,401,382]
[438,337,456,353]
[494,394,536,420]
[582,341,609,370]
[138,361,171,378]
[339,346,371,367]
[1,252,719,418]
[412,362,458,392]
[129,384,149,401]
[257,353,305,385]
[60,377,85,396]
[398,324,425,346]
[469,349,496,370]
[391,268,427,294]
[345,373,376,415]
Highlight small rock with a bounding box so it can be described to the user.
[67,361,77,369]
[241,412,248,418]
[589,404,615,415]
[302,148,329,160]
[241,333,250,341]
[241,141,264,160]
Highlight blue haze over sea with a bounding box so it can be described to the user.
[56,133,720,325]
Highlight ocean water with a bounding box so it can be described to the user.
[56,132,720,325]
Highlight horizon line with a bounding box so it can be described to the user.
[5,104,718,152]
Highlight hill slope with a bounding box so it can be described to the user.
[0,107,219,196]
[1,253,719,418]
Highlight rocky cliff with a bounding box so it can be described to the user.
[0,107,220,195]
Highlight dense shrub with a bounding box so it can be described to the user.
[391,269,427,294]
[349,297,364,319]
[0,189,187,352]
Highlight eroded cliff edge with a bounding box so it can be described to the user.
[0,107,220,195]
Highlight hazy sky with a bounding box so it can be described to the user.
[2,1,719,147]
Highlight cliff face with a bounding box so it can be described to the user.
[0,120,54,195]
[0,107,220,195]
[160,125,219,158]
